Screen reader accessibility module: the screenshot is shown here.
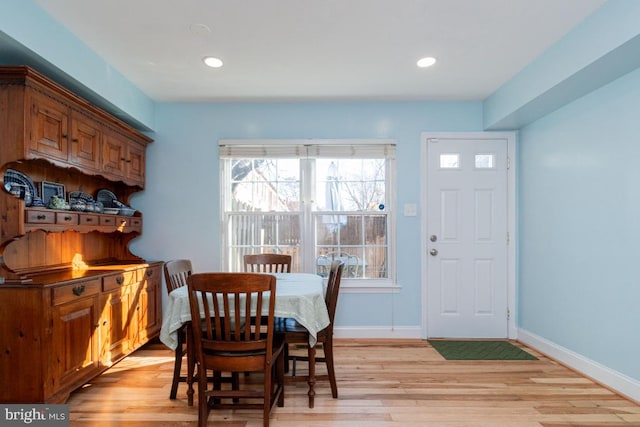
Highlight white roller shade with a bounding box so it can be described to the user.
[219,139,396,159]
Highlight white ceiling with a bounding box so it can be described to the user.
[34,0,607,103]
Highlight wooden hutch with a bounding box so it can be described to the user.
[0,66,161,403]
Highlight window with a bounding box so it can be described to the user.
[475,153,496,169]
[219,140,396,286]
[439,153,460,169]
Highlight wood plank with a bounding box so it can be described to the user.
[67,339,640,426]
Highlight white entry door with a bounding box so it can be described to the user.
[425,135,509,338]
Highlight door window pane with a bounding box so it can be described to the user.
[440,154,460,169]
[475,154,495,169]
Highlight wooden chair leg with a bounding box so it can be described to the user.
[197,367,209,427]
[169,330,183,400]
[263,361,273,427]
[284,344,290,373]
[307,344,316,409]
[277,349,285,407]
[324,338,338,398]
[186,323,195,406]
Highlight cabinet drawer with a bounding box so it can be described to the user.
[79,214,100,226]
[116,217,133,227]
[25,209,55,224]
[103,270,137,291]
[56,211,78,225]
[100,215,117,226]
[116,216,142,232]
[139,264,161,282]
[52,279,101,306]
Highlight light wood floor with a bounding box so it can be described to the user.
[67,339,640,426]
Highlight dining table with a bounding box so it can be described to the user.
[160,272,329,349]
[158,272,330,404]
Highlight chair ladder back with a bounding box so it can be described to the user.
[164,259,193,293]
[250,291,265,336]
[202,289,217,340]
[188,273,276,355]
[325,261,344,323]
[244,254,292,273]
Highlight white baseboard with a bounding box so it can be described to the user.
[518,328,640,403]
[334,326,422,339]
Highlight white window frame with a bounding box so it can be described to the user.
[219,139,398,292]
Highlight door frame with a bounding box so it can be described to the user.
[420,131,517,339]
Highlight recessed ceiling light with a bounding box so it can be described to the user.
[190,23,211,36]
[417,57,437,68]
[203,56,223,68]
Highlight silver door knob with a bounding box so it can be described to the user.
[430,235,437,242]
[430,249,438,256]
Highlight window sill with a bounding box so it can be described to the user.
[339,278,401,293]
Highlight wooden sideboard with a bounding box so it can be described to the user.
[0,263,162,403]
[0,66,160,403]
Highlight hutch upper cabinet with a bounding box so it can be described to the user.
[0,66,160,403]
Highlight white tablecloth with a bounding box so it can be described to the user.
[159,273,329,350]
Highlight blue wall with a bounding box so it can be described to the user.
[518,67,640,380]
[131,101,483,329]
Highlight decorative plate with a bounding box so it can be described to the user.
[68,191,94,202]
[96,189,118,208]
[118,207,135,216]
[3,168,38,206]
[102,207,120,215]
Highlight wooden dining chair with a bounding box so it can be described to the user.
[244,253,292,273]
[163,259,195,403]
[187,272,285,427]
[276,260,344,408]
[243,253,293,370]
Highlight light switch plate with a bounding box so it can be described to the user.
[404,203,417,216]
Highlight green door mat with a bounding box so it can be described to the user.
[428,340,538,360]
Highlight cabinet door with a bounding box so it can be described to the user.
[102,130,146,186]
[136,266,161,344]
[102,131,127,178]
[127,141,146,186]
[29,92,69,162]
[99,286,135,366]
[51,294,100,390]
[69,111,101,171]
